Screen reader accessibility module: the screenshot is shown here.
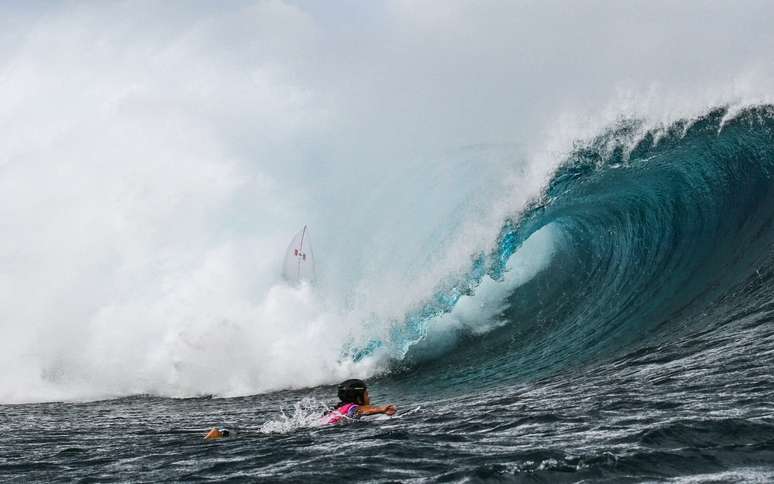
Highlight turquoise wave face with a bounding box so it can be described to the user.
[349,105,774,385]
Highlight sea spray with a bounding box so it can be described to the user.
[259,397,331,434]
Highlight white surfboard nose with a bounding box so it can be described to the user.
[282,225,316,285]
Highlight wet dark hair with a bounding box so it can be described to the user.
[337,379,367,405]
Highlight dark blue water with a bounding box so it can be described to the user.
[3,106,774,483]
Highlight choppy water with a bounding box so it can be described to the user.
[3,331,774,483]
[3,106,774,482]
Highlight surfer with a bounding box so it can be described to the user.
[204,379,395,440]
[325,379,396,424]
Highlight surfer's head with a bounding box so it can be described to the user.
[337,379,369,405]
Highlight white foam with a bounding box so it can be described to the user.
[403,224,560,360]
[258,397,331,434]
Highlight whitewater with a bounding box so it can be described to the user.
[2,2,774,482]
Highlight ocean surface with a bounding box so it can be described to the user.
[3,106,774,482]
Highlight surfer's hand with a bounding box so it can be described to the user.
[384,404,397,416]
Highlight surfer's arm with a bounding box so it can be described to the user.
[356,404,397,416]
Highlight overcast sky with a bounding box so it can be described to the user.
[3,1,773,175]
